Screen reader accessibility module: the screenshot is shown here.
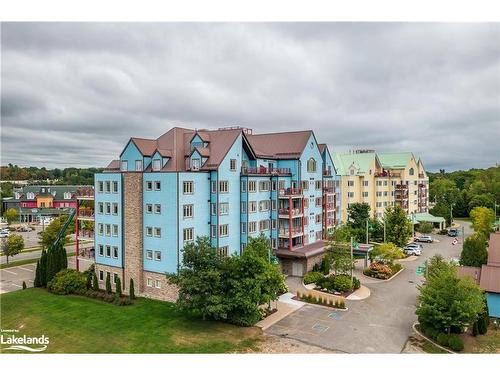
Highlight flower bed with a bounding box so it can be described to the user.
[303,271,361,296]
[294,290,347,309]
[363,262,403,280]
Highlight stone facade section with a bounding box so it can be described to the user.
[95,263,125,292]
[140,270,179,302]
[123,173,144,294]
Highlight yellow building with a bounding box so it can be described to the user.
[332,151,429,223]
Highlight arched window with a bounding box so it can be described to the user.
[409,167,414,176]
[307,158,317,172]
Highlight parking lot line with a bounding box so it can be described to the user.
[2,269,17,275]
[19,267,35,272]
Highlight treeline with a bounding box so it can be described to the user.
[1,164,103,186]
[428,165,500,221]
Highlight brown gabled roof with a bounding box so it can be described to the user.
[105,159,120,171]
[487,232,500,266]
[318,143,326,154]
[199,129,242,170]
[480,265,500,293]
[457,266,481,285]
[246,130,312,159]
[194,147,210,158]
[156,148,172,157]
[130,137,157,156]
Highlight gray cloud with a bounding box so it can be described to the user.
[1,22,499,171]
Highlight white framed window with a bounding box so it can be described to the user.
[219,224,229,237]
[259,181,270,191]
[240,201,246,214]
[105,181,111,193]
[301,181,308,190]
[135,160,143,171]
[154,181,161,191]
[146,226,153,236]
[219,202,229,215]
[112,203,118,215]
[106,245,111,257]
[307,158,317,172]
[348,192,354,198]
[98,181,103,192]
[120,161,128,171]
[348,180,354,187]
[211,181,217,193]
[219,181,228,193]
[230,159,236,171]
[146,181,153,190]
[315,181,322,190]
[210,203,216,216]
[272,180,277,191]
[154,227,161,237]
[211,225,217,238]
[183,228,194,242]
[248,180,256,192]
[112,181,118,193]
[219,246,229,257]
[248,221,257,233]
[183,181,194,194]
[272,200,276,210]
[155,251,161,261]
[155,279,161,289]
[272,219,277,230]
[152,159,161,171]
[98,223,103,235]
[183,204,193,218]
[362,192,369,198]
[155,204,161,214]
[241,180,247,192]
[259,200,270,212]
[191,158,200,170]
[363,181,369,187]
[241,222,247,234]
[112,224,118,237]
[315,197,322,207]
[98,202,104,214]
[105,203,111,215]
[105,224,111,236]
[146,250,153,260]
[98,244,104,256]
[259,220,270,231]
[147,278,153,287]
[146,204,153,214]
[112,246,118,259]
[249,201,257,213]
[99,270,104,281]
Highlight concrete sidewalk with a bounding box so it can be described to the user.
[256,293,304,330]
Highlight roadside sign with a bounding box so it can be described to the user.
[416,266,425,276]
[452,238,458,245]
[352,241,360,250]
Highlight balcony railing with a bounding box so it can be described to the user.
[78,208,94,219]
[278,208,303,216]
[279,188,303,197]
[76,187,95,198]
[323,187,334,193]
[241,166,291,175]
[375,170,401,178]
[395,184,409,190]
[419,173,425,178]
[278,227,304,237]
[323,169,333,176]
[325,203,335,211]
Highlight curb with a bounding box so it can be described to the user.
[411,322,455,354]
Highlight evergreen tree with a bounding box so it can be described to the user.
[92,272,99,291]
[39,249,48,286]
[105,273,112,294]
[22,281,27,289]
[478,315,488,335]
[472,321,479,336]
[34,260,41,287]
[86,272,92,289]
[129,278,135,299]
[46,246,56,283]
[60,243,68,269]
[460,233,488,267]
[115,277,122,298]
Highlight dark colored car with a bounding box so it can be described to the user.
[448,229,458,237]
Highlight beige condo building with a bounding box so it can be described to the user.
[332,150,429,223]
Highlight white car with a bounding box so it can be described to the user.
[0,232,9,238]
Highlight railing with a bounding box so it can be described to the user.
[419,173,425,178]
[279,188,303,196]
[241,166,291,175]
[323,169,332,176]
[325,203,335,211]
[77,229,95,238]
[395,184,409,190]
[279,228,303,237]
[323,187,334,193]
[79,208,94,218]
[278,208,302,216]
[375,170,401,178]
[76,187,95,198]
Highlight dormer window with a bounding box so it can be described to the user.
[27,192,34,200]
[152,159,161,171]
[409,167,415,176]
[120,161,128,171]
[350,168,355,175]
[15,192,21,199]
[192,158,201,171]
[64,192,72,199]
[135,160,143,171]
[307,158,317,172]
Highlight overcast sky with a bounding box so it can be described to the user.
[1,22,499,171]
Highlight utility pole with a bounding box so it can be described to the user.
[412,213,415,238]
[462,225,465,248]
[450,203,454,226]
[350,236,354,284]
[383,215,386,243]
[366,218,369,244]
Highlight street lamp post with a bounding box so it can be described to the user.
[383,214,386,243]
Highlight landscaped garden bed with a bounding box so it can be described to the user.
[294,290,347,310]
[363,261,403,280]
[303,271,360,297]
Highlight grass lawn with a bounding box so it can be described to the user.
[0,288,263,353]
[461,325,500,353]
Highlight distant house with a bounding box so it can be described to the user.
[458,232,500,318]
[2,185,89,223]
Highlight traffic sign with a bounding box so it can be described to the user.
[416,266,425,276]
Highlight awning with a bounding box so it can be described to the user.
[407,213,446,224]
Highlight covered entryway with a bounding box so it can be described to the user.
[292,262,304,277]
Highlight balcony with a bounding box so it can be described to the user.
[241,166,291,176]
[325,203,335,211]
[78,208,95,221]
[323,169,333,176]
[76,187,95,200]
[278,227,304,238]
[375,170,401,178]
[323,187,334,193]
[279,188,303,198]
[419,173,425,178]
[278,208,303,218]
[395,184,409,190]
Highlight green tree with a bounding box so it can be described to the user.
[92,272,99,291]
[327,244,355,276]
[105,273,112,294]
[370,242,404,264]
[416,259,484,334]
[34,260,42,287]
[129,278,135,299]
[385,206,412,247]
[347,203,371,230]
[38,215,75,250]
[470,206,495,237]
[330,224,354,243]
[4,208,18,224]
[1,233,24,263]
[115,277,122,298]
[418,222,434,234]
[460,233,488,267]
[86,272,92,289]
[39,249,48,286]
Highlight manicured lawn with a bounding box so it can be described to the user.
[0,288,263,353]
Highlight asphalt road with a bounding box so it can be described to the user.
[0,241,94,265]
[265,220,474,353]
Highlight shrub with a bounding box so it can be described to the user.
[92,272,99,291]
[47,269,87,295]
[439,229,448,235]
[472,321,479,336]
[352,277,361,290]
[364,262,393,279]
[436,333,449,347]
[303,271,325,285]
[418,222,434,234]
[478,316,488,334]
[338,300,346,309]
[86,272,92,290]
[22,281,27,289]
[129,278,135,299]
[447,335,464,352]
[333,275,353,292]
[316,275,335,291]
[105,273,112,294]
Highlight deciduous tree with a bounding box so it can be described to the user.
[385,206,412,247]
[1,233,24,264]
[4,208,18,224]
[460,233,488,267]
[470,206,495,237]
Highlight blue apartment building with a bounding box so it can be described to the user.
[94,126,337,301]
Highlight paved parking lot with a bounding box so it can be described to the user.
[266,221,472,353]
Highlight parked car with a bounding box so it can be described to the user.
[448,229,458,237]
[404,247,422,256]
[415,235,433,243]
[0,232,9,238]
[17,225,33,232]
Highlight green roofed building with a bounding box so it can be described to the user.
[332,150,429,223]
